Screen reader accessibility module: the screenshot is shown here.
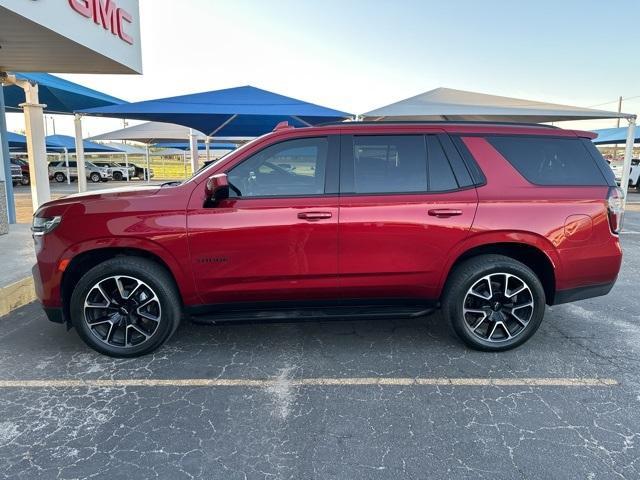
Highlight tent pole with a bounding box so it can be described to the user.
[145,144,150,183]
[74,114,87,193]
[17,78,51,210]
[0,83,16,226]
[621,116,636,208]
[189,129,199,174]
[64,148,70,185]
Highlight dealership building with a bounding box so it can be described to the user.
[0,0,142,233]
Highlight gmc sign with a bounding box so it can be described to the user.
[68,0,134,45]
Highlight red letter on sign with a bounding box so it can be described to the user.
[116,8,134,45]
[68,0,92,18]
[93,0,117,34]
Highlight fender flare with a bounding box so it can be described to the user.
[437,230,561,297]
[60,236,199,305]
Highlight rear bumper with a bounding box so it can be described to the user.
[552,281,616,306]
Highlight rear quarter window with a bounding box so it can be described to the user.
[487,135,609,186]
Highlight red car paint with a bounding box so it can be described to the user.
[32,123,622,316]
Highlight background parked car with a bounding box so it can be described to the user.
[9,163,22,186]
[130,163,154,180]
[92,161,135,181]
[610,159,640,191]
[48,161,113,183]
[10,159,29,185]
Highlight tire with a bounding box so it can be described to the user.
[54,172,66,183]
[90,172,101,183]
[442,254,546,352]
[21,174,29,186]
[113,171,123,181]
[70,257,182,357]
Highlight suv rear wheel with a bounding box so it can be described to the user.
[442,254,545,351]
[54,172,66,183]
[70,257,181,357]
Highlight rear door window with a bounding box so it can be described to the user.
[487,136,609,186]
[351,135,427,194]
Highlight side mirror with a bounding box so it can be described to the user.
[205,173,230,203]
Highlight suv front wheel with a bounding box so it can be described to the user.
[442,254,546,351]
[70,257,182,357]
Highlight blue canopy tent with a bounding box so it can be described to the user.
[1,72,125,222]
[3,73,124,115]
[591,127,640,145]
[78,85,351,173]
[7,131,73,152]
[78,85,351,136]
[45,135,122,153]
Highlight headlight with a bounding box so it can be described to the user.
[32,216,62,236]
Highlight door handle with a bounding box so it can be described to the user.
[428,209,463,218]
[298,211,332,221]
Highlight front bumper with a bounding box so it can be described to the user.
[44,307,65,324]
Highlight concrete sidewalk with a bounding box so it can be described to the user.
[0,223,36,317]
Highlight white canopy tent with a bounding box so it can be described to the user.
[362,88,637,204]
[89,122,210,181]
[89,121,247,173]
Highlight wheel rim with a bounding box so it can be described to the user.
[83,275,162,349]
[91,174,100,182]
[56,174,64,182]
[462,272,534,343]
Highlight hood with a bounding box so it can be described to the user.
[36,185,164,216]
[65,185,162,199]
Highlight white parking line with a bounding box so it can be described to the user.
[0,377,618,388]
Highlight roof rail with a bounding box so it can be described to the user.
[315,120,560,129]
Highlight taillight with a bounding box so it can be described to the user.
[607,186,624,234]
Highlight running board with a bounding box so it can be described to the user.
[188,304,437,325]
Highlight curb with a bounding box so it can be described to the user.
[0,276,36,317]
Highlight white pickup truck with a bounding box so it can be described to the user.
[610,159,640,191]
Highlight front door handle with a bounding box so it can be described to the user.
[428,209,463,218]
[298,211,333,221]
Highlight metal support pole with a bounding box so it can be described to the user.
[19,80,51,210]
[145,144,151,183]
[74,114,87,192]
[64,148,70,185]
[125,153,129,181]
[0,84,16,225]
[613,96,623,161]
[205,137,211,163]
[621,117,636,207]
[189,129,199,173]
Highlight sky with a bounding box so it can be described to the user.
[6,0,640,137]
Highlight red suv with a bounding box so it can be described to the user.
[32,122,624,357]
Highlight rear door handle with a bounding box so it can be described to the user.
[428,209,463,218]
[298,211,333,221]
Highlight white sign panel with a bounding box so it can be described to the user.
[0,0,142,74]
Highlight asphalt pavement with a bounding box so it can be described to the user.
[1,213,640,479]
